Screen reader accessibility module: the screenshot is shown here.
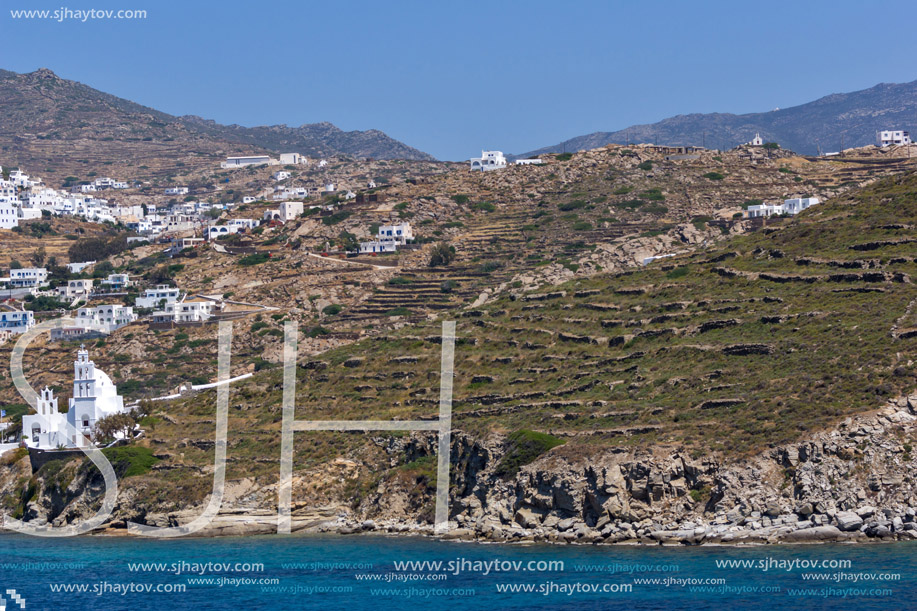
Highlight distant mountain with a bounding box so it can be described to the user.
[0,68,434,169]
[520,80,917,157]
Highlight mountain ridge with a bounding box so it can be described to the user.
[519,79,917,157]
[0,68,435,163]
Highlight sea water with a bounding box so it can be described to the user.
[0,533,913,609]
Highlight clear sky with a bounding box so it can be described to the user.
[3,0,916,160]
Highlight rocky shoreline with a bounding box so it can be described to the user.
[9,392,917,548]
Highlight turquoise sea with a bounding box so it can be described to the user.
[0,534,913,609]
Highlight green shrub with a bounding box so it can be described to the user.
[572,221,593,231]
[494,430,565,478]
[322,304,343,316]
[384,307,413,317]
[306,326,329,338]
[237,253,270,266]
[637,161,653,171]
[556,152,573,161]
[99,446,159,478]
[558,200,587,212]
[429,242,456,267]
[322,210,352,225]
[666,266,689,279]
[472,201,496,213]
[451,194,470,205]
[703,172,725,180]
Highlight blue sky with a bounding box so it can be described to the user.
[4,0,916,160]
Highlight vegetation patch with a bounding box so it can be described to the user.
[494,430,566,478]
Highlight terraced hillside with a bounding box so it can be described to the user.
[136,170,917,484]
[2,171,916,535]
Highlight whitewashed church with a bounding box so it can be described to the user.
[23,346,128,449]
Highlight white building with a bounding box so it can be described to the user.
[207,218,259,240]
[279,153,306,165]
[0,201,18,229]
[73,304,137,334]
[323,183,336,193]
[242,196,258,204]
[66,261,95,274]
[263,201,303,222]
[746,197,820,219]
[221,155,275,168]
[877,130,911,147]
[152,298,220,324]
[168,237,205,256]
[136,285,181,309]
[8,268,48,289]
[0,310,35,334]
[514,158,544,166]
[58,278,94,301]
[23,347,128,449]
[273,171,291,181]
[470,150,507,171]
[101,273,132,291]
[359,223,414,254]
[164,187,189,196]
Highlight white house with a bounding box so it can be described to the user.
[8,267,48,289]
[273,171,291,181]
[359,223,414,254]
[164,187,189,196]
[242,196,258,204]
[782,197,820,214]
[207,218,259,240]
[168,237,205,255]
[514,158,544,166]
[221,155,274,168]
[101,273,132,291]
[73,304,136,334]
[323,183,336,193]
[152,297,220,324]
[136,285,181,309]
[0,310,35,334]
[746,197,820,219]
[877,130,911,147]
[0,201,18,229]
[23,346,128,449]
[470,150,507,171]
[66,261,95,274]
[263,201,303,222]
[58,279,94,300]
[279,153,306,165]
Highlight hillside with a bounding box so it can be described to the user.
[1,168,916,543]
[0,68,433,180]
[522,79,917,157]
